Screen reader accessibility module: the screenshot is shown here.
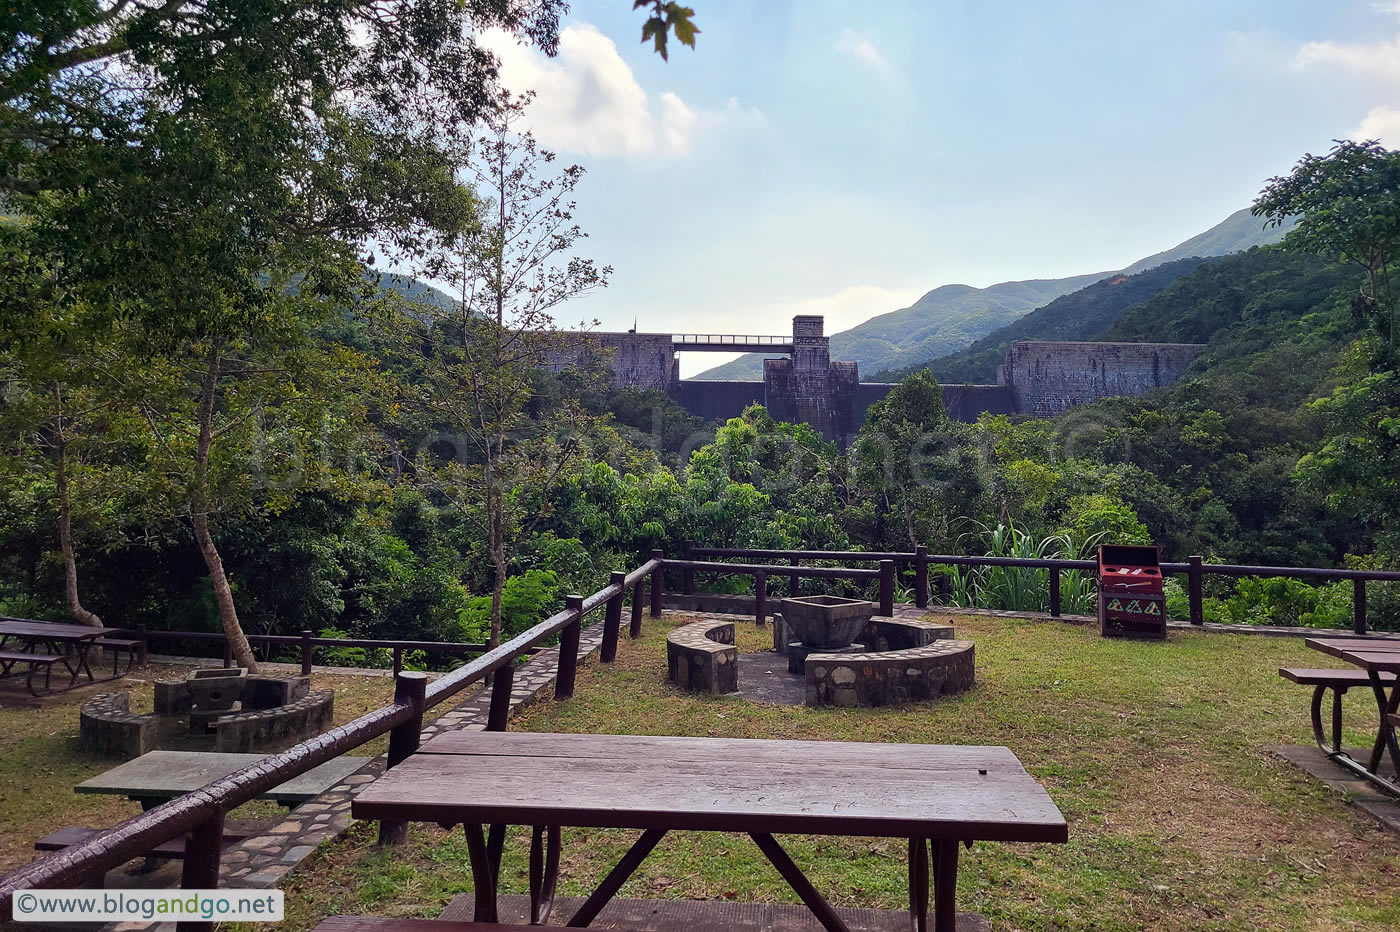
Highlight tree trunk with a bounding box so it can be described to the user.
[486,440,506,652]
[190,341,258,672]
[191,511,255,670]
[53,390,102,627]
[901,487,918,549]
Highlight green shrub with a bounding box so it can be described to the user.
[458,569,562,641]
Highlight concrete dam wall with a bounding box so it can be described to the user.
[544,318,1204,442]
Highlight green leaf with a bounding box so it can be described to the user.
[640,17,669,61]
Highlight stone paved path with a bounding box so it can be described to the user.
[214,616,612,888]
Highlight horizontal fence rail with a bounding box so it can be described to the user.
[0,556,666,929]
[128,628,527,677]
[687,543,1400,634]
[672,554,895,622]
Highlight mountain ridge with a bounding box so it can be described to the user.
[694,208,1293,381]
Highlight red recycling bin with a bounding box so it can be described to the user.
[1097,544,1167,639]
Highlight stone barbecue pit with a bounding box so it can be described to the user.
[80,668,334,759]
[667,602,976,708]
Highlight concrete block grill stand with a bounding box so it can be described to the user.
[1098,544,1167,639]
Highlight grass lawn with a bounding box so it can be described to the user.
[0,662,433,874]
[264,613,1400,932]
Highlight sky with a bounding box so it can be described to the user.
[429,1,1400,375]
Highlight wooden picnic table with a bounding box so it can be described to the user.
[76,750,369,810]
[1305,637,1400,795]
[0,617,111,692]
[352,732,1068,932]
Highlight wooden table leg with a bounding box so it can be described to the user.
[931,840,960,932]
[529,824,561,925]
[1367,674,1400,778]
[464,824,499,923]
[487,824,506,886]
[74,639,96,683]
[566,828,666,928]
[908,836,930,932]
[749,832,851,932]
[42,638,83,688]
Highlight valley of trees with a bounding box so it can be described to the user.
[2,4,1398,657]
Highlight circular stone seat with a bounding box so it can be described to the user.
[212,689,334,753]
[859,616,956,651]
[666,620,738,695]
[805,640,975,707]
[79,693,157,759]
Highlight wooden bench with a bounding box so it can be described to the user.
[313,919,650,931]
[34,823,256,858]
[94,635,145,675]
[1279,667,1399,757]
[35,822,259,885]
[0,649,60,695]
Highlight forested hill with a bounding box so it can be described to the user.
[696,207,1291,381]
[1032,248,1363,567]
[902,257,1209,384]
[367,272,457,312]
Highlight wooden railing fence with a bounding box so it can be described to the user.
[685,542,1400,635]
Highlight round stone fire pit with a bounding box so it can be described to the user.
[777,595,875,675]
[79,669,333,759]
[667,610,976,709]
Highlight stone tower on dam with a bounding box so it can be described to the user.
[544,317,1205,441]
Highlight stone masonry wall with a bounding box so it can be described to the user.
[544,332,677,391]
[1004,340,1204,417]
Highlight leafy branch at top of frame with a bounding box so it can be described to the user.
[635,1,699,61]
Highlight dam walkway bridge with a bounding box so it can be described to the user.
[672,333,794,353]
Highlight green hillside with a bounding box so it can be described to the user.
[367,272,458,312]
[1029,248,1364,566]
[695,208,1292,381]
[909,257,1209,384]
[697,274,1100,381]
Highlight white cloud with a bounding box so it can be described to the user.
[1293,5,1400,81]
[1294,34,1400,81]
[480,24,758,158]
[836,29,890,72]
[1288,8,1400,145]
[1355,104,1400,144]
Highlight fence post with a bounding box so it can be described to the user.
[556,595,583,701]
[392,645,403,677]
[1354,578,1367,636]
[1188,556,1204,626]
[879,559,895,617]
[602,571,625,662]
[487,661,515,731]
[222,638,232,669]
[682,541,695,594]
[650,550,664,618]
[755,571,767,626]
[1049,568,1061,618]
[300,629,314,676]
[379,670,428,846]
[630,579,645,638]
[177,809,227,932]
[789,556,801,598]
[915,545,929,609]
